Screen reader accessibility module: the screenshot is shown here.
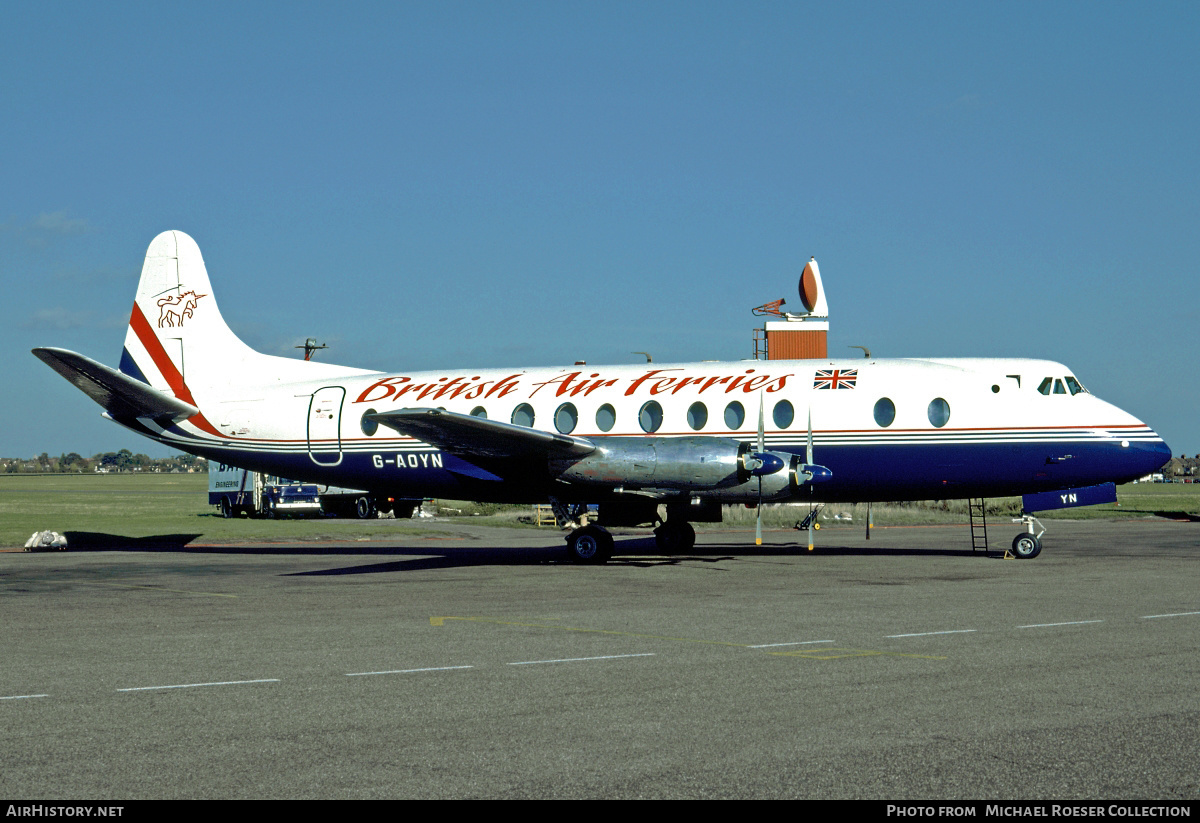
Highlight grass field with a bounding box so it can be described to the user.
[1,473,1196,549]
[0,473,446,549]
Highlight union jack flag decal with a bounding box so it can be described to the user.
[813,369,858,389]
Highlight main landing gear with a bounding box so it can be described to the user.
[565,525,614,564]
[561,508,698,563]
[565,518,696,563]
[653,520,695,554]
[550,496,614,564]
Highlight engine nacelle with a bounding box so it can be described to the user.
[698,455,815,502]
[551,436,798,494]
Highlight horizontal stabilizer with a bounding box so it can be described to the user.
[368,408,596,460]
[1022,482,1117,513]
[32,347,199,422]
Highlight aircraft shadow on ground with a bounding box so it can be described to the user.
[65,531,206,551]
[288,537,987,576]
[58,531,988,574]
[1150,510,1200,522]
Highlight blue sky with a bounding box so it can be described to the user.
[3,1,1197,458]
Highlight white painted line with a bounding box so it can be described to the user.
[886,630,977,638]
[347,666,474,676]
[508,653,655,666]
[116,679,280,692]
[1018,620,1104,628]
[1142,611,1200,619]
[0,694,49,700]
[749,640,835,648]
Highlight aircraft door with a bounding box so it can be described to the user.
[307,386,345,466]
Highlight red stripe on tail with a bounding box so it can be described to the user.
[129,302,224,437]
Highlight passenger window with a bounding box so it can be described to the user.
[511,403,535,427]
[927,398,950,428]
[360,409,379,436]
[1037,377,1053,395]
[687,402,708,431]
[469,406,487,418]
[874,397,896,428]
[639,401,663,433]
[724,401,745,430]
[772,400,794,429]
[595,404,616,432]
[554,403,578,434]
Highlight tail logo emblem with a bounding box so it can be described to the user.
[156,290,207,328]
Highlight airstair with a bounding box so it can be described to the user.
[968,498,989,552]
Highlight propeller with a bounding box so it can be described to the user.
[806,408,816,552]
[744,395,830,550]
[756,393,766,546]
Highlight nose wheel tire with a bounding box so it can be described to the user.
[1011,533,1043,559]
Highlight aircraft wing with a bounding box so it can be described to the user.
[367,407,596,460]
[32,347,199,422]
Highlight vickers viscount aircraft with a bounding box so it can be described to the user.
[34,231,1170,562]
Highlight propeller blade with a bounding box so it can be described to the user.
[756,392,765,546]
[757,391,766,454]
[806,408,814,465]
[807,407,815,552]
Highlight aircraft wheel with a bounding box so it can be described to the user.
[1011,533,1042,559]
[566,526,612,564]
[355,496,375,519]
[654,521,695,554]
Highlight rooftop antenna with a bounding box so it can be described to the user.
[297,338,327,361]
[752,298,787,317]
[633,351,653,363]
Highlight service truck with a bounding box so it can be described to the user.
[208,463,420,519]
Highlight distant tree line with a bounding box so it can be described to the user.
[1,450,207,474]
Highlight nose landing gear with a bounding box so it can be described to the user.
[1009,514,1046,559]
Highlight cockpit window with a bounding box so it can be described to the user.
[1039,375,1087,396]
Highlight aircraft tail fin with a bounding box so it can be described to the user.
[36,231,375,434]
[118,230,261,399]
[117,231,369,406]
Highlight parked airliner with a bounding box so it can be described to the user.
[34,231,1170,562]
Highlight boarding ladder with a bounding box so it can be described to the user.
[968,498,988,552]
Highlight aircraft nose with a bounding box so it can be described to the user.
[1126,433,1172,479]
